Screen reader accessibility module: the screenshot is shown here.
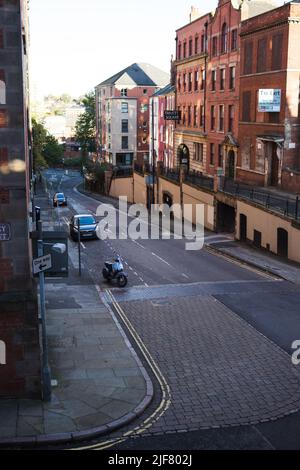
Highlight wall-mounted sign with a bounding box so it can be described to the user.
[32,254,52,275]
[0,223,11,241]
[164,110,181,121]
[258,89,281,112]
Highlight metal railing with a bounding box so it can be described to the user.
[221,177,299,221]
[184,170,214,191]
[161,167,180,183]
[133,162,144,176]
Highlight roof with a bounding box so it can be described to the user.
[97,63,169,88]
[152,83,175,97]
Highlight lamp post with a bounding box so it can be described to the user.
[35,213,66,402]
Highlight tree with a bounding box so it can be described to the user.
[32,118,48,170]
[32,118,63,169]
[75,91,96,157]
[43,134,63,166]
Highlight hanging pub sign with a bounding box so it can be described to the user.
[164,110,181,121]
[258,89,281,112]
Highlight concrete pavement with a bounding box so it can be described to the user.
[0,183,153,446]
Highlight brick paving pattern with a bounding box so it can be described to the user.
[120,294,300,434]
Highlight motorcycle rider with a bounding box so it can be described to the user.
[112,255,122,274]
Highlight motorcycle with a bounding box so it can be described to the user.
[102,256,128,288]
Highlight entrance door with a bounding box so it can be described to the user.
[270,143,279,186]
[228,150,235,179]
[240,214,247,242]
[277,228,288,257]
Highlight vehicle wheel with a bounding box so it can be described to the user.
[102,268,109,280]
[117,274,128,288]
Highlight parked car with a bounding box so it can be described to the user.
[69,214,98,241]
[53,192,67,207]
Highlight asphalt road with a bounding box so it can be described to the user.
[43,169,300,451]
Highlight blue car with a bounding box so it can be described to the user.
[53,192,67,207]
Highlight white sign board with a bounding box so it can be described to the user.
[258,89,281,112]
[33,254,52,274]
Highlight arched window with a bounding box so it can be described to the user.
[0,79,5,104]
[221,23,228,53]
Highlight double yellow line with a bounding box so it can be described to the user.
[74,289,171,451]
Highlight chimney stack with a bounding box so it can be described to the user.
[190,5,201,22]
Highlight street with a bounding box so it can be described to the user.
[43,169,300,450]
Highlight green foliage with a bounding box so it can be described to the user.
[75,91,96,155]
[32,118,63,169]
[63,157,84,168]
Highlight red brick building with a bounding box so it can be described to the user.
[95,63,169,166]
[0,1,41,398]
[174,9,211,172]
[206,0,240,178]
[238,1,300,193]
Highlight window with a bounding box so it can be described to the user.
[195,36,199,55]
[143,89,148,95]
[122,119,128,133]
[271,33,283,70]
[178,43,182,60]
[218,145,223,167]
[122,136,129,149]
[194,70,199,91]
[182,107,186,125]
[228,105,234,132]
[242,91,251,122]
[221,23,228,53]
[183,73,186,92]
[121,102,128,113]
[0,70,5,104]
[200,69,205,90]
[269,112,280,124]
[211,105,215,130]
[257,38,267,73]
[219,105,224,131]
[220,68,225,90]
[178,76,181,93]
[201,34,205,53]
[183,42,186,58]
[194,143,204,162]
[229,66,235,89]
[212,37,218,57]
[0,110,8,128]
[187,106,191,126]
[200,105,205,127]
[194,105,198,127]
[0,30,3,49]
[231,29,238,50]
[121,89,128,97]
[244,41,253,75]
[210,143,215,165]
[188,72,192,92]
[211,70,216,91]
[189,38,193,56]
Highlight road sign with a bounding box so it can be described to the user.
[0,223,11,241]
[33,254,52,274]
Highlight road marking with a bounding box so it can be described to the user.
[132,240,145,249]
[182,273,189,279]
[151,252,171,267]
[80,242,86,250]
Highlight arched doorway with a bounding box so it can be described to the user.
[228,150,235,179]
[240,214,247,242]
[177,144,190,171]
[277,228,288,258]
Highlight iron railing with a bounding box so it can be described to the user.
[221,177,299,221]
[184,170,214,191]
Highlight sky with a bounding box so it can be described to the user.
[29,0,218,100]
